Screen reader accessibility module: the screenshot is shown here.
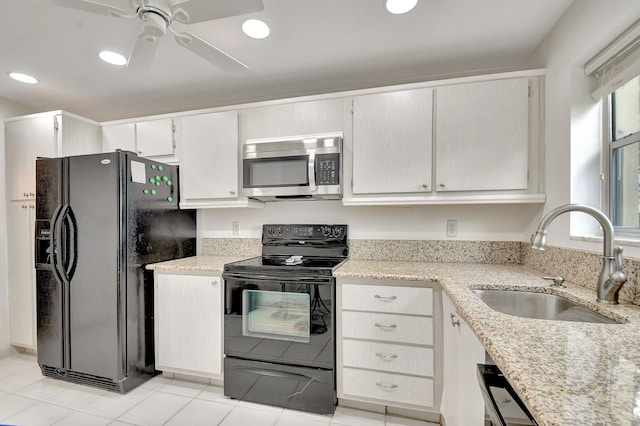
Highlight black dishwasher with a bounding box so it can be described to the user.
[477,363,538,426]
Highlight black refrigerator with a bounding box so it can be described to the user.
[34,151,196,393]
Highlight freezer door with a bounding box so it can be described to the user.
[67,152,125,380]
[35,158,65,369]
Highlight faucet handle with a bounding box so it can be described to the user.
[542,276,565,287]
[614,246,625,271]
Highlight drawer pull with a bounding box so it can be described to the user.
[374,294,397,301]
[450,312,460,327]
[375,352,398,360]
[374,323,397,330]
[375,382,398,390]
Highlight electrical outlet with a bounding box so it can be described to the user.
[232,221,239,235]
[447,219,457,237]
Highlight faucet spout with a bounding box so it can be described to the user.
[530,204,626,304]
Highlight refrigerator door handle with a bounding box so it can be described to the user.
[63,207,78,281]
[53,205,70,283]
[50,205,65,285]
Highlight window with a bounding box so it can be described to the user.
[610,75,640,228]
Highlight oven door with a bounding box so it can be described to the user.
[223,273,334,369]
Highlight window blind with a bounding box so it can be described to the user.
[586,18,640,99]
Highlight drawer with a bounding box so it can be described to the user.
[341,284,432,315]
[341,311,433,345]
[342,367,434,407]
[342,339,433,377]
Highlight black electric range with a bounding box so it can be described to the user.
[222,224,348,414]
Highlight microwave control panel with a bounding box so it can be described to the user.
[316,153,340,186]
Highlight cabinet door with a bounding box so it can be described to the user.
[156,274,222,377]
[435,78,529,192]
[5,115,56,200]
[179,112,239,201]
[242,98,344,140]
[7,201,36,348]
[352,89,433,194]
[441,293,485,426]
[102,123,136,153]
[136,119,174,157]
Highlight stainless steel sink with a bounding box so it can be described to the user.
[472,289,619,324]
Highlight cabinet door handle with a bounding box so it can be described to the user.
[374,294,397,301]
[374,323,397,330]
[422,184,428,189]
[450,312,460,327]
[375,352,398,360]
[375,382,398,390]
[229,190,236,195]
[211,280,217,286]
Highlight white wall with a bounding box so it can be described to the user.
[199,202,541,246]
[529,0,640,258]
[0,98,37,355]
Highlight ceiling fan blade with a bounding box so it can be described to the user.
[171,0,264,24]
[50,0,130,17]
[127,32,159,69]
[174,32,249,73]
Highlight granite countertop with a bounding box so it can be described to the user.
[146,255,249,273]
[336,259,640,426]
[147,255,640,424]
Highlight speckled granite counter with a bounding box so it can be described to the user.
[146,255,248,273]
[336,259,640,426]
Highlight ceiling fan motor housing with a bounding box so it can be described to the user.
[138,4,171,38]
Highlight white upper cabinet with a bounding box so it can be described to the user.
[102,118,175,159]
[179,111,254,208]
[240,98,344,141]
[351,89,433,194]
[344,71,545,205]
[435,78,529,192]
[6,111,101,201]
[102,122,135,153]
[136,119,174,157]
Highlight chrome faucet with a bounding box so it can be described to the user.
[530,204,627,304]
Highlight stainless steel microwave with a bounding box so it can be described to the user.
[242,133,342,201]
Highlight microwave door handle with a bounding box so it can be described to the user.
[308,150,317,192]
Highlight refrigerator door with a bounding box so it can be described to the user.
[35,157,65,370]
[67,152,125,380]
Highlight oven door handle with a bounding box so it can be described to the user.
[223,272,333,283]
[233,366,318,382]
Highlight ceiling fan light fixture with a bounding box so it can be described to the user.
[8,72,38,84]
[242,19,270,39]
[385,0,418,14]
[99,50,128,66]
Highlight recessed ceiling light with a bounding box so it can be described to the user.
[385,0,418,14]
[8,72,38,84]
[242,19,270,39]
[99,50,128,66]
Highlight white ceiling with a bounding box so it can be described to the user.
[0,0,573,122]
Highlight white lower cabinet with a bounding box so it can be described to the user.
[154,272,223,379]
[441,292,486,426]
[337,279,438,417]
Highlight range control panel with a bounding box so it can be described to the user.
[263,224,347,240]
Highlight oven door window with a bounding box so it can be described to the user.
[243,290,311,342]
[243,156,310,188]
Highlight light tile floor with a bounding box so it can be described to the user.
[0,354,439,426]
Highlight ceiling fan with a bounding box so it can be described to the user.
[51,0,264,72]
